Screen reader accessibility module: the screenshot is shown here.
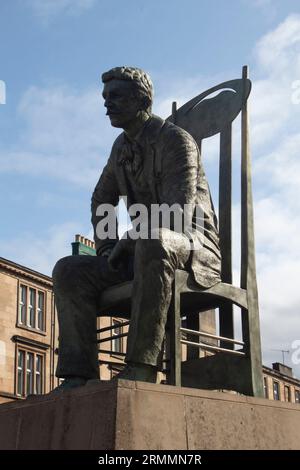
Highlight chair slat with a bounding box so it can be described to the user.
[218,123,234,346]
[219,123,232,284]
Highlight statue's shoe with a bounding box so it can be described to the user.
[113,364,157,383]
[27,377,87,398]
[27,377,87,399]
[51,377,87,392]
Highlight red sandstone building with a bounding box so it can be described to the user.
[0,256,57,403]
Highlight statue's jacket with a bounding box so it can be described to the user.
[91,115,221,288]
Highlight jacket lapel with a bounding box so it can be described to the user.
[114,115,166,205]
[141,115,166,204]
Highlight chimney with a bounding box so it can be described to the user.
[71,234,96,256]
[272,362,293,378]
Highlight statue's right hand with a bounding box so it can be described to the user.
[100,247,113,258]
[107,242,127,272]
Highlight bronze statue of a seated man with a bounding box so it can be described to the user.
[52,66,221,390]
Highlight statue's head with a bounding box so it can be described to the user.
[102,66,153,129]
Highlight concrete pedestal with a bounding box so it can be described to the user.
[0,380,299,450]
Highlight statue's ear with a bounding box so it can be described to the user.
[141,95,151,111]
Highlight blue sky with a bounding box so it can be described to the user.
[1,0,300,374]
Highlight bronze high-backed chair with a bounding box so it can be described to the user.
[97,66,264,398]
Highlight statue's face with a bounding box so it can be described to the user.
[102,79,144,128]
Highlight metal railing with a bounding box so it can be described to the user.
[97,320,129,363]
[180,326,245,356]
[97,320,246,371]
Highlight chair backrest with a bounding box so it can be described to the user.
[166,66,259,348]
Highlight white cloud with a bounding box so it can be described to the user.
[254,133,300,204]
[193,14,300,376]
[1,222,88,276]
[26,0,96,20]
[250,79,291,149]
[245,15,300,376]
[253,0,273,5]
[255,14,300,75]
[247,15,300,164]
[0,80,6,105]
[231,195,300,375]
[0,85,118,188]
[0,74,222,187]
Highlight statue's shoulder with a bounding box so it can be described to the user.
[158,117,198,151]
[148,115,195,146]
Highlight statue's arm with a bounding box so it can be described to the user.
[91,152,119,256]
[159,128,198,231]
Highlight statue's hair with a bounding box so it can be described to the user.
[102,66,153,111]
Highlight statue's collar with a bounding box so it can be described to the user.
[141,114,165,145]
[123,114,165,147]
[117,115,166,170]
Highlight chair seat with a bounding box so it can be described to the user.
[98,280,132,317]
[98,270,247,317]
[175,269,248,310]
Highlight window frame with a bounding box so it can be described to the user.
[15,344,46,397]
[263,376,269,399]
[17,349,25,397]
[17,281,47,335]
[284,384,291,402]
[273,380,280,401]
[19,285,27,325]
[37,290,45,331]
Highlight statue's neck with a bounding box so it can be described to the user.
[124,112,151,141]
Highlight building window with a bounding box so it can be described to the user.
[263,377,268,398]
[273,381,280,401]
[28,288,36,328]
[17,350,25,396]
[111,370,118,379]
[19,285,27,325]
[295,390,300,403]
[35,354,43,394]
[37,292,45,330]
[18,284,46,332]
[284,385,291,402]
[26,352,34,395]
[111,319,123,355]
[56,378,64,388]
[16,347,45,397]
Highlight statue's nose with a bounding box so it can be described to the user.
[105,98,116,111]
[103,94,111,106]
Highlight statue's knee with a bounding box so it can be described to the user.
[52,256,74,286]
[135,232,169,261]
[150,228,173,245]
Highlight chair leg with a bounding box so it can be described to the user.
[219,304,234,349]
[186,314,200,360]
[157,339,165,374]
[242,305,264,398]
[167,280,181,386]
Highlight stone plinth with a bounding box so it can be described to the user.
[0,380,299,450]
